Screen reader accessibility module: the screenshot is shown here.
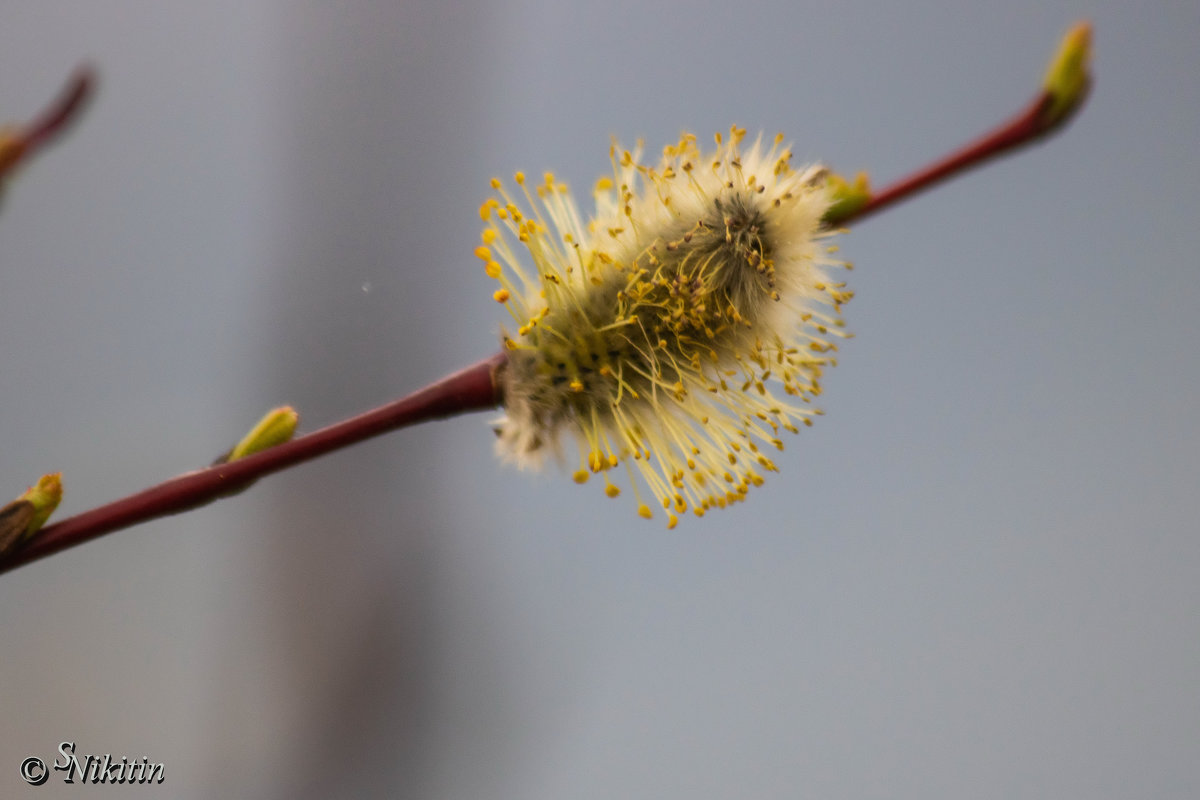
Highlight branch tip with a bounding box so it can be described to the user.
[0,65,96,180]
[825,21,1094,228]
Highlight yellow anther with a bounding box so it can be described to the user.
[667,514,679,530]
[482,229,498,244]
[514,171,526,184]
[490,177,501,189]
[605,484,620,498]
[569,379,584,392]
[474,246,491,261]
[485,261,502,278]
[637,504,653,519]
[493,289,510,303]
[573,470,589,484]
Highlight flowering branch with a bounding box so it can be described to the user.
[0,23,1092,575]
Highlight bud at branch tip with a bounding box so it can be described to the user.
[1042,21,1093,125]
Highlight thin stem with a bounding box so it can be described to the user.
[0,353,505,575]
[833,96,1051,227]
[0,66,95,178]
[826,83,1091,229]
[24,66,96,151]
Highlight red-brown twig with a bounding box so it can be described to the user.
[0,66,95,179]
[0,354,504,575]
[829,83,1090,229]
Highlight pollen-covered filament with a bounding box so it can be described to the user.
[481,126,851,525]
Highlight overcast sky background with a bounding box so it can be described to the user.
[2,1,1198,798]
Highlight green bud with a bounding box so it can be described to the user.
[823,171,872,227]
[0,473,63,555]
[1042,22,1093,125]
[22,472,63,531]
[225,407,299,462]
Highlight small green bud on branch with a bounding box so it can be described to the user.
[210,406,302,500]
[219,406,300,464]
[0,474,62,556]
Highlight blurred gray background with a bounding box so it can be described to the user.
[2,1,1198,798]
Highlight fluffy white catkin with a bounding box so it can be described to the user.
[477,127,851,527]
